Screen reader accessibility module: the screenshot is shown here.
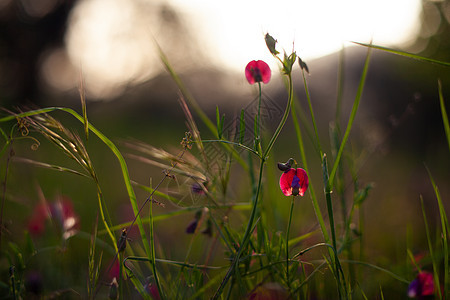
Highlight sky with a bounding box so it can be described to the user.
[58,0,423,98]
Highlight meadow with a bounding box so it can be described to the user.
[0,34,449,299]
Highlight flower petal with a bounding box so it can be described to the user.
[279,169,296,196]
[245,60,271,85]
[295,168,309,196]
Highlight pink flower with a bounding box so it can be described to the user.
[279,168,308,197]
[27,196,79,239]
[408,271,434,298]
[245,60,271,84]
[28,203,50,235]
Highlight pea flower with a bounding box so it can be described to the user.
[408,271,434,298]
[27,196,79,240]
[245,60,271,84]
[279,168,309,197]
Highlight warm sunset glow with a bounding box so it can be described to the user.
[63,0,422,99]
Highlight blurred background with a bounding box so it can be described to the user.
[1,0,450,297]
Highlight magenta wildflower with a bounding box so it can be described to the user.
[408,271,434,298]
[279,168,309,197]
[245,60,271,84]
[28,203,50,235]
[27,196,79,239]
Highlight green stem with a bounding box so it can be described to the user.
[263,73,293,159]
[291,87,330,244]
[212,159,265,299]
[286,196,295,289]
[149,193,164,300]
[323,154,344,298]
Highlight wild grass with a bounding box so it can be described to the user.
[0,35,449,299]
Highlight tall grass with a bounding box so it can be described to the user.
[0,35,449,299]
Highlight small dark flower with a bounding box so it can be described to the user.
[298,57,309,73]
[279,168,309,197]
[277,158,295,172]
[185,219,198,234]
[191,181,207,195]
[408,271,434,298]
[25,271,43,296]
[245,60,271,84]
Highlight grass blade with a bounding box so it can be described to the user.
[352,42,450,67]
[426,167,449,297]
[420,195,442,300]
[329,44,372,186]
[438,79,450,154]
[0,108,151,257]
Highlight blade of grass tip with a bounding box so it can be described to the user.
[341,259,410,284]
[329,44,372,187]
[335,46,346,125]
[78,72,89,140]
[438,79,450,154]
[216,106,222,139]
[301,67,323,157]
[426,167,449,297]
[155,42,216,135]
[352,42,450,67]
[420,195,442,300]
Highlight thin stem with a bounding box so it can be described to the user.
[212,159,265,299]
[286,196,295,289]
[263,73,293,159]
[0,140,12,251]
[257,82,262,152]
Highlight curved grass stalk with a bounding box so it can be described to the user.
[0,108,150,256]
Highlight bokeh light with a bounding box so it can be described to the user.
[60,0,422,99]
